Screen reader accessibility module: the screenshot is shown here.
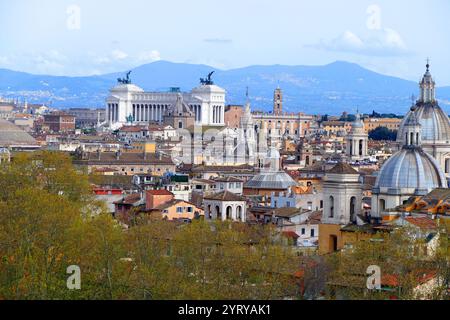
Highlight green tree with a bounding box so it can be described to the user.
[369,126,398,141]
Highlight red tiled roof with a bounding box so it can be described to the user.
[146,189,173,196]
[282,231,300,239]
[382,270,437,287]
[120,126,147,132]
[405,217,437,230]
[114,193,141,205]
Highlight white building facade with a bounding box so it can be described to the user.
[106,81,225,130]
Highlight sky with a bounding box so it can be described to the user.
[0,0,449,84]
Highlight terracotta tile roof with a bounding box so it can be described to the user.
[381,270,437,287]
[153,199,199,211]
[327,162,358,174]
[405,217,437,230]
[292,185,313,195]
[282,231,300,239]
[204,190,247,202]
[73,152,174,165]
[273,207,304,218]
[114,193,142,205]
[119,126,147,132]
[146,189,173,196]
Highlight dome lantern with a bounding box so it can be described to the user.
[419,60,436,104]
[402,107,421,147]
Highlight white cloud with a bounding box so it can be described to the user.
[310,28,409,56]
[0,49,162,76]
[137,50,161,63]
[111,49,128,60]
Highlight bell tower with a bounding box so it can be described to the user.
[273,87,283,115]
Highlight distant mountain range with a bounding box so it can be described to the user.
[1,60,450,115]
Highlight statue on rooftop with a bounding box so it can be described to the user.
[117,71,132,84]
[200,71,215,85]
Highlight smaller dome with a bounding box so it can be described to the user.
[245,171,298,190]
[374,146,446,195]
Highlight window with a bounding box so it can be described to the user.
[176,207,183,213]
[301,228,305,235]
[307,201,313,210]
[329,196,334,218]
[350,197,356,222]
[286,201,291,208]
[220,183,224,190]
[311,229,315,237]
[187,207,193,213]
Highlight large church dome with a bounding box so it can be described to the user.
[397,103,450,143]
[397,63,450,144]
[374,146,446,195]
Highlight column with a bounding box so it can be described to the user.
[111,104,114,123]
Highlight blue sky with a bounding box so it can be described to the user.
[1,0,449,84]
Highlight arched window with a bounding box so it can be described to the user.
[226,206,232,220]
[350,197,356,223]
[207,205,212,219]
[215,206,221,220]
[445,159,450,174]
[329,196,334,218]
[359,140,363,156]
[236,206,243,221]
